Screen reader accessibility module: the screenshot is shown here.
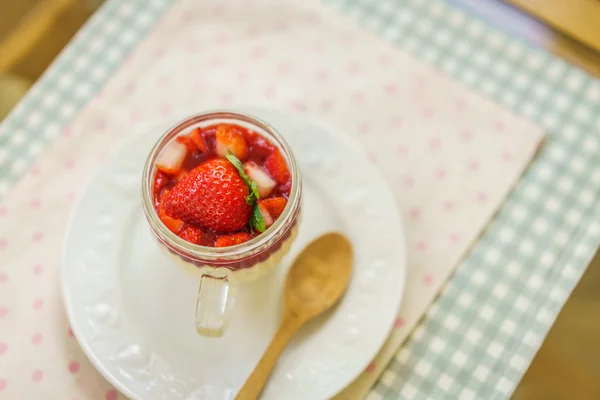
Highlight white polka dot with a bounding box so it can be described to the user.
[574,105,592,122]
[540,251,555,267]
[545,197,560,213]
[462,68,478,85]
[488,341,503,357]
[541,112,560,129]
[444,314,459,330]
[430,337,446,353]
[60,103,76,119]
[466,328,482,344]
[502,90,518,106]
[439,373,454,391]
[554,230,569,246]
[474,364,489,381]
[557,176,573,193]
[400,383,417,400]
[422,47,439,62]
[494,60,511,78]
[73,56,89,71]
[441,58,459,74]
[43,123,60,138]
[522,101,538,118]
[452,351,467,366]
[497,377,513,395]
[493,283,508,299]
[0,181,9,196]
[417,19,433,35]
[553,95,571,113]
[536,165,553,181]
[536,308,553,324]
[415,359,432,376]
[42,92,59,108]
[583,136,598,153]
[499,226,515,243]
[10,130,25,146]
[585,84,600,103]
[575,242,592,258]
[526,52,544,70]
[11,159,26,173]
[28,142,43,157]
[459,388,476,400]
[550,286,567,302]
[566,73,584,91]
[456,40,473,57]
[527,274,542,290]
[480,305,495,321]
[514,72,531,89]
[118,2,133,16]
[566,209,582,226]
[515,296,530,312]
[396,347,411,363]
[58,74,74,89]
[136,12,153,27]
[92,66,108,80]
[449,10,466,27]
[458,292,473,307]
[570,156,585,173]
[532,82,550,99]
[466,20,484,37]
[548,145,566,161]
[545,61,565,81]
[579,189,594,206]
[380,369,397,387]
[506,42,524,59]
[486,31,505,49]
[501,319,516,334]
[524,330,541,347]
[511,204,527,221]
[90,37,105,52]
[520,239,534,256]
[121,29,138,45]
[472,270,487,286]
[532,217,548,234]
[481,80,498,95]
[434,29,451,46]
[75,83,93,98]
[507,261,522,277]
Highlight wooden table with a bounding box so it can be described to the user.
[1,0,599,398]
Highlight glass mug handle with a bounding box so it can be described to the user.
[195,269,236,337]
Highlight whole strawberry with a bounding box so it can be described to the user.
[164,159,251,233]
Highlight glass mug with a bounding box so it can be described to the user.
[141,111,302,337]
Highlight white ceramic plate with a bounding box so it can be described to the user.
[62,108,406,400]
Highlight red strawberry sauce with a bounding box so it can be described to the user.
[152,123,293,247]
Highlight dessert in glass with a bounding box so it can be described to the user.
[141,111,302,337]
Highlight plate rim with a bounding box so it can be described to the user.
[61,106,406,399]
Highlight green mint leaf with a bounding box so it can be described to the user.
[250,181,260,200]
[245,191,257,205]
[251,203,266,233]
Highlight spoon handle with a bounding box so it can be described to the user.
[235,313,304,400]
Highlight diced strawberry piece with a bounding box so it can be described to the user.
[154,170,170,207]
[244,130,275,159]
[278,180,292,198]
[156,141,187,174]
[258,202,274,228]
[259,197,287,219]
[244,161,276,198]
[264,148,290,184]
[176,135,198,154]
[158,189,184,233]
[216,124,248,160]
[215,232,253,247]
[175,169,188,182]
[189,128,208,153]
[179,225,202,245]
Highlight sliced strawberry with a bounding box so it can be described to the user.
[179,225,202,245]
[156,141,187,174]
[264,148,290,184]
[259,197,287,219]
[258,202,274,228]
[215,232,253,247]
[158,190,184,233]
[189,128,208,153]
[216,124,248,160]
[244,161,276,198]
[176,135,198,154]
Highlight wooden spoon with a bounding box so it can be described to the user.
[235,233,353,400]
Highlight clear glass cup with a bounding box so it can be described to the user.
[141,111,302,337]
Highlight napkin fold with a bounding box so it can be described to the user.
[0,0,543,398]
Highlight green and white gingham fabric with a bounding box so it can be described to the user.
[0,0,598,399]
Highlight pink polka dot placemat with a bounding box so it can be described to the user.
[0,0,543,398]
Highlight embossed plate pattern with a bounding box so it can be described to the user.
[62,108,406,400]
